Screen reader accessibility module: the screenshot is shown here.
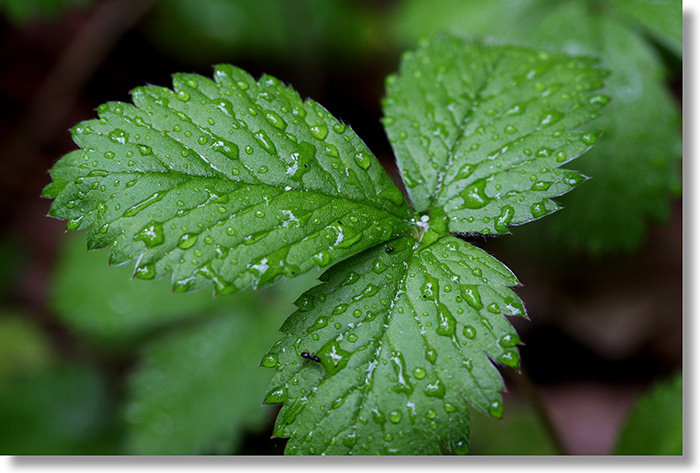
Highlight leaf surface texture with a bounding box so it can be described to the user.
[383,35,608,234]
[264,235,525,454]
[45,66,411,293]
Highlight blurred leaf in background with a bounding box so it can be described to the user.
[469,395,557,455]
[0,0,92,24]
[0,312,52,379]
[50,233,257,348]
[392,0,681,254]
[46,232,320,454]
[145,0,380,66]
[615,373,682,455]
[124,309,279,454]
[0,310,120,454]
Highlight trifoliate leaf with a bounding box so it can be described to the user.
[382,35,608,234]
[124,310,282,454]
[44,65,412,294]
[391,0,681,253]
[263,233,525,454]
[615,373,682,455]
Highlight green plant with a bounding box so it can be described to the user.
[392,0,681,254]
[43,33,609,454]
[615,373,683,455]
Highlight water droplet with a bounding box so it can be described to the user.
[564,171,585,187]
[260,352,278,368]
[459,178,490,209]
[488,399,503,418]
[254,130,276,155]
[436,303,456,337]
[332,304,348,315]
[531,180,553,191]
[66,216,83,230]
[389,410,402,423]
[372,408,386,425]
[425,348,437,364]
[313,251,330,267]
[177,233,198,249]
[499,334,521,348]
[413,367,426,379]
[461,285,483,311]
[494,205,515,233]
[463,325,476,339]
[444,402,457,413]
[498,351,520,368]
[264,385,286,403]
[108,129,128,144]
[264,110,287,130]
[134,262,156,280]
[372,259,388,274]
[308,123,328,141]
[454,441,469,455]
[581,133,597,145]
[354,151,371,170]
[295,294,315,312]
[134,221,165,248]
[530,200,549,218]
[122,191,164,217]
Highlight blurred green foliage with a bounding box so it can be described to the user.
[0,310,120,456]
[0,0,91,24]
[469,397,557,455]
[124,310,279,454]
[50,233,256,348]
[0,313,52,379]
[392,0,681,254]
[146,0,381,66]
[1,233,320,454]
[615,373,682,455]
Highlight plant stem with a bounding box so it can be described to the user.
[517,366,570,455]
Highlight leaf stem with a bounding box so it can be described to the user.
[517,366,569,455]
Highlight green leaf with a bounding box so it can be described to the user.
[382,35,608,234]
[147,0,379,65]
[45,65,412,294]
[124,310,282,454]
[610,0,682,56]
[263,234,525,454]
[615,373,683,455]
[541,7,682,252]
[50,233,243,347]
[0,311,52,379]
[469,397,557,455]
[391,0,681,253]
[0,363,119,454]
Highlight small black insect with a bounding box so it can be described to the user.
[301,351,321,363]
[385,246,394,254]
